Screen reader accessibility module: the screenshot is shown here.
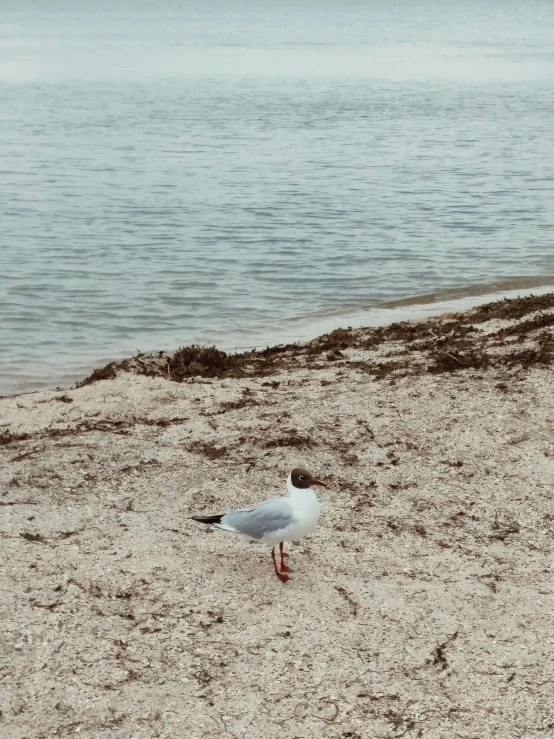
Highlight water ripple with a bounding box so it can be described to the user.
[1,1,554,393]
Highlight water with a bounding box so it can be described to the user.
[1,0,554,395]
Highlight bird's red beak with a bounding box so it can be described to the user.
[311,479,326,487]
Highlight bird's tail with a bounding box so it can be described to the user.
[191,514,224,526]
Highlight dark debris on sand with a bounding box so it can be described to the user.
[76,292,554,387]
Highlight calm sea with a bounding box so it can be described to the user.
[1,0,554,394]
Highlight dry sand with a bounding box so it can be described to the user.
[1,294,554,739]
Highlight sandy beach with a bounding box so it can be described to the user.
[1,293,554,739]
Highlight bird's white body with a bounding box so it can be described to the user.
[262,474,321,545]
[214,472,321,545]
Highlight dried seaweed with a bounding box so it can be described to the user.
[71,292,554,386]
[0,430,32,445]
[427,350,490,374]
[169,346,236,381]
[187,440,228,459]
[216,397,259,414]
[20,532,45,543]
[310,328,356,352]
[264,432,313,449]
[495,312,554,337]
[76,363,118,387]
[470,293,554,322]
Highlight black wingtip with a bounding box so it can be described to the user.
[191,514,223,525]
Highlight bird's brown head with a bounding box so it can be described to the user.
[290,467,326,490]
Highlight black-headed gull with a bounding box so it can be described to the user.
[192,467,325,582]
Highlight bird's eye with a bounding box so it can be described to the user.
[299,475,305,480]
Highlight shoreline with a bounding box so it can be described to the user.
[3,277,554,397]
[1,291,554,736]
[74,289,554,389]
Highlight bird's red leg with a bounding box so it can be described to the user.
[271,547,290,583]
[279,541,293,573]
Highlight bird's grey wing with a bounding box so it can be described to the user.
[221,497,294,539]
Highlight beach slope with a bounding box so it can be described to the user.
[1,294,554,738]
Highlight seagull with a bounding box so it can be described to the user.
[191,467,325,582]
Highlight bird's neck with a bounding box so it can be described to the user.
[286,473,317,500]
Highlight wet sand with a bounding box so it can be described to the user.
[1,293,553,738]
